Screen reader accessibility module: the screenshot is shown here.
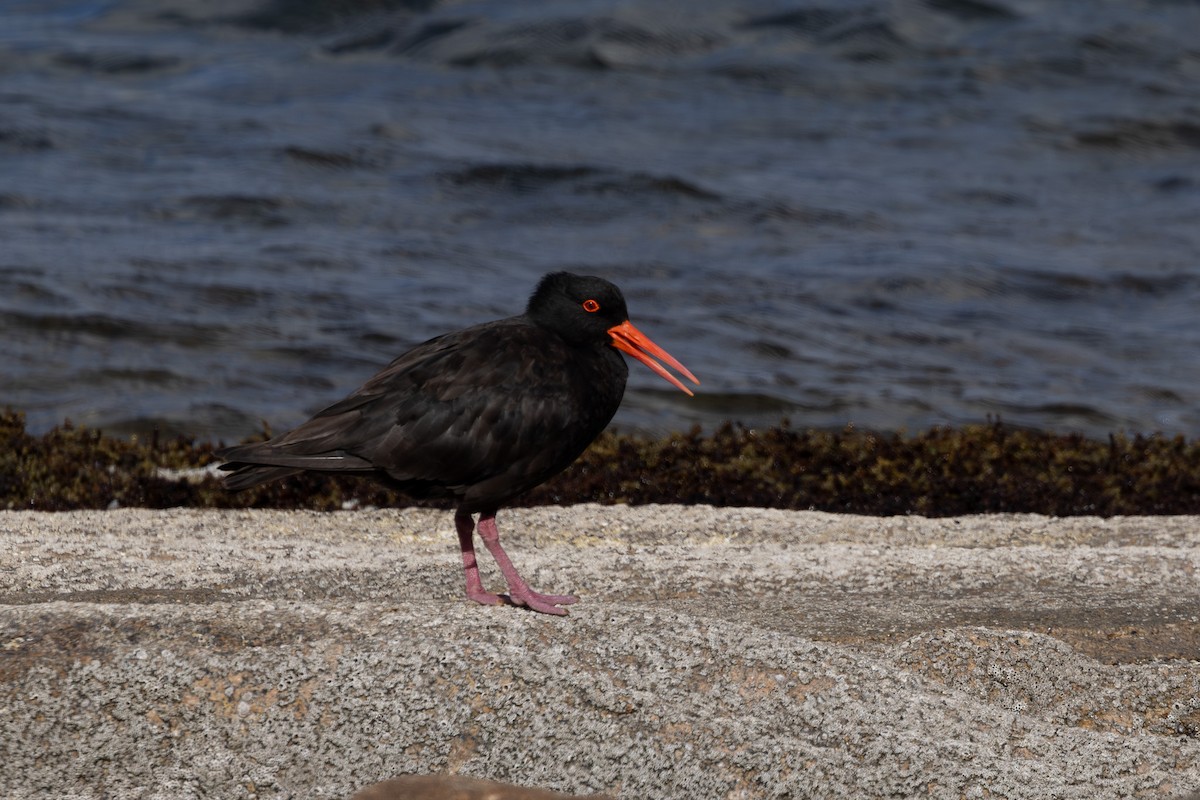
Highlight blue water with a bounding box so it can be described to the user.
[2,0,1199,441]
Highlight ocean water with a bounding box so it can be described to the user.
[2,0,1199,442]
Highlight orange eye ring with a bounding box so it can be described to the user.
[582,299,600,313]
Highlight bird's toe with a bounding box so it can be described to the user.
[465,589,506,607]
[509,588,578,615]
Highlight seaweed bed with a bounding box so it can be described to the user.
[2,408,1199,516]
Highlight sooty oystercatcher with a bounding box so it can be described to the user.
[216,272,698,615]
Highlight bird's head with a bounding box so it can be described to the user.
[528,272,699,396]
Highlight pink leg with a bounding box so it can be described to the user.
[455,509,503,607]
[456,509,578,615]
[477,513,578,615]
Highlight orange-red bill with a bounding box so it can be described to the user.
[607,320,700,396]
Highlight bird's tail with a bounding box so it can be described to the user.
[215,441,375,491]
[218,463,303,491]
[215,440,305,491]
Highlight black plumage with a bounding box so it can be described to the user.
[217,272,697,615]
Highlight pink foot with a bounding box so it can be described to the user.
[465,588,506,607]
[506,588,578,616]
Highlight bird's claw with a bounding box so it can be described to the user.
[507,588,579,616]
[465,587,577,615]
[465,589,506,607]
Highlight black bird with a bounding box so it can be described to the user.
[217,272,698,615]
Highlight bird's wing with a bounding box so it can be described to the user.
[220,318,582,487]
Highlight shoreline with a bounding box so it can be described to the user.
[6,410,1200,516]
[2,506,1198,798]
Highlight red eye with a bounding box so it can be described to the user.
[582,299,600,313]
